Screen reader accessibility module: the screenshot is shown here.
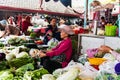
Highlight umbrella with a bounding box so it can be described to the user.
[60,0,71,7]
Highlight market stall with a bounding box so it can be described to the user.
[0,0,120,80]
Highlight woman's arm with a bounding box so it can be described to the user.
[110,50,120,61]
[46,40,70,57]
[99,45,120,61]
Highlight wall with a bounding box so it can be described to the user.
[78,34,120,54]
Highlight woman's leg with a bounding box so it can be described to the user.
[43,59,62,74]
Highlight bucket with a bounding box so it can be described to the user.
[105,25,117,36]
[115,63,120,75]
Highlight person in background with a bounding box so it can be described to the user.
[21,15,33,35]
[43,17,61,44]
[43,16,51,27]
[0,20,7,30]
[16,14,22,28]
[98,45,120,61]
[0,20,8,38]
[100,16,106,30]
[31,25,74,73]
[58,19,66,29]
[90,0,101,21]
[59,19,66,26]
[46,30,59,50]
[7,16,16,27]
[0,24,21,38]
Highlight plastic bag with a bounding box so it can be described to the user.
[79,62,98,79]
[86,48,98,58]
[78,54,88,65]
[65,60,85,71]
[95,71,119,80]
[99,60,119,74]
[103,53,116,61]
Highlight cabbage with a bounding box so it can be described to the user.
[23,71,33,80]
[10,47,19,56]
[16,52,29,58]
[6,53,16,61]
[0,70,13,80]
[52,69,67,78]
[56,68,80,80]
[23,68,49,80]
[41,74,56,80]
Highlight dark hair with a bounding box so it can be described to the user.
[50,17,57,21]
[101,16,105,20]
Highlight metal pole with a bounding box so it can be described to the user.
[84,0,88,28]
[118,14,120,37]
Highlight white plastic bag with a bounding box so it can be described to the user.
[99,60,119,74]
[79,62,98,79]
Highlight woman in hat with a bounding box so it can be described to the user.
[32,25,74,73]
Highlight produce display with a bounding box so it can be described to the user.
[0,35,120,80]
[0,46,49,80]
[8,37,26,46]
[30,32,37,39]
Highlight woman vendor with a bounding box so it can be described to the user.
[43,18,61,44]
[34,25,74,73]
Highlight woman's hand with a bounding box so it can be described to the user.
[98,45,113,53]
[46,49,52,53]
[38,50,46,58]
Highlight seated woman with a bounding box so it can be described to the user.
[35,25,74,73]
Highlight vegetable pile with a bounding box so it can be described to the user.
[8,37,26,46]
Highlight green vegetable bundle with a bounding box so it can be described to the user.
[0,60,8,70]
[23,68,49,80]
[0,70,14,80]
[15,63,34,76]
[30,32,37,39]
[8,57,34,69]
[8,38,26,46]
[0,43,4,47]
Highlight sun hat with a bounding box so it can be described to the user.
[59,25,74,35]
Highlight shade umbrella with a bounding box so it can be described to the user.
[60,0,71,7]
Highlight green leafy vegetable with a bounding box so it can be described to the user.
[8,57,34,68]
[0,70,14,80]
[0,43,4,47]
[15,63,34,76]
[16,52,29,58]
[23,68,49,80]
[0,60,8,70]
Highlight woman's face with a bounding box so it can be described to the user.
[60,30,68,39]
[50,19,56,26]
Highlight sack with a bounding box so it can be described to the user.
[50,53,66,63]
